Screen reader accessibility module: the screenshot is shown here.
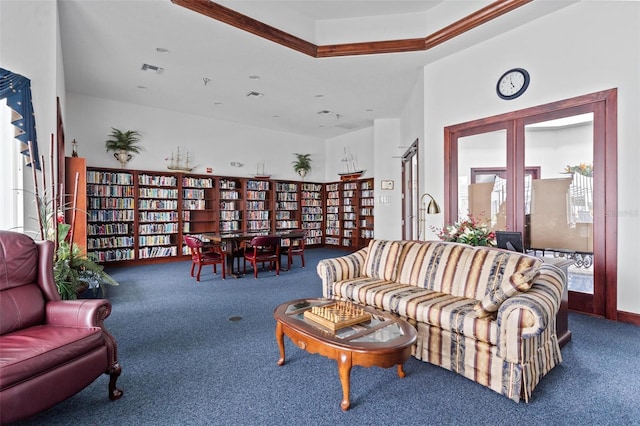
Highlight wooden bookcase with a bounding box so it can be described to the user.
[181,175,216,254]
[324,183,341,247]
[245,179,272,232]
[137,172,179,259]
[323,178,374,250]
[300,183,323,246]
[85,168,136,262]
[76,165,371,264]
[219,178,242,233]
[359,179,375,247]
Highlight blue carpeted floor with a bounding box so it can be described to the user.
[14,248,640,425]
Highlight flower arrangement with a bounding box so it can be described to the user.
[563,163,593,177]
[432,214,496,247]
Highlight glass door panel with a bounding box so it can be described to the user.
[458,130,507,229]
[524,113,594,294]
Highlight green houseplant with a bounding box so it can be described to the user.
[105,127,142,168]
[292,153,311,178]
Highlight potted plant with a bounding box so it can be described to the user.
[105,127,142,168]
[292,153,311,178]
[54,225,119,299]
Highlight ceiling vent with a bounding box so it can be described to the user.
[245,91,264,99]
[141,64,164,74]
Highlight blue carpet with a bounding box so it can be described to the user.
[14,248,640,425]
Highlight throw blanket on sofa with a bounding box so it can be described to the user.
[317,240,566,403]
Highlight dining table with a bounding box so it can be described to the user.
[201,230,305,278]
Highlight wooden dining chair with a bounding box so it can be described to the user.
[183,235,226,281]
[285,233,306,271]
[243,236,281,278]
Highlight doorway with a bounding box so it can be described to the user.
[444,89,617,319]
[401,139,419,240]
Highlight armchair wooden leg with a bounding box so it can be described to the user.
[107,362,123,401]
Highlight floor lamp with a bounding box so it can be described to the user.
[418,193,441,240]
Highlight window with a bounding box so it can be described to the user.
[0,98,24,231]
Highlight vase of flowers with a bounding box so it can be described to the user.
[433,214,496,246]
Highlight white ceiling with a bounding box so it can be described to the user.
[58,0,574,140]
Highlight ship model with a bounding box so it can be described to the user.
[254,161,271,179]
[166,147,197,172]
[338,148,365,181]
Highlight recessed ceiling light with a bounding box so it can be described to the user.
[317,110,332,116]
[245,91,264,99]
[272,115,280,118]
[249,75,260,80]
[156,47,169,53]
[137,85,147,89]
[314,94,325,98]
[366,109,374,112]
[214,102,223,106]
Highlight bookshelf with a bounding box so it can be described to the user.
[79,166,372,264]
[245,179,271,232]
[359,178,375,246]
[341,181,358,248]
[86,168,136,262]
[181,175,215,255]
[324,183,341,247]
[275,181,299,243]
[300,182,323,246]
[137,172,179,259]
[219,178,242,233]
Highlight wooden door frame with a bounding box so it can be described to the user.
[444,89,617,319]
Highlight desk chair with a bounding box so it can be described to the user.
[184,235,226,281]
[243,236,281,278]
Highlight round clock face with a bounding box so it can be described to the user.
[496,68,530,100]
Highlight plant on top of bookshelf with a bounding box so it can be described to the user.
[105,127,143,168]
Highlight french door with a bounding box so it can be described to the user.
[444,90,617,319]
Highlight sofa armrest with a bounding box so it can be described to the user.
[316,247,368,298]
[46,299,112,328]
[496,264,566,362]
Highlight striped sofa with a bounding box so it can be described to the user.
[316,239,566,403]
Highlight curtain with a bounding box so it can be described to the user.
[0,67,40,170]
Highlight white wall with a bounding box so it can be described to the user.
[0,0,60,233]
[324,127,373,181]
[418,1,640,314]
[65,92,326,182]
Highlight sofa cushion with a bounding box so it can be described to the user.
[0,325,104,390]
[395,241,475,293]
[362,240,402,281]
[461,248,542,301]
[332,278,498,345]
[475,266,541,318]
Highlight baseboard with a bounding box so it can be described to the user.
[617,310,640,326]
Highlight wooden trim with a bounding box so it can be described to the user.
[172,0,532,58]
[444,89,618,320]
[171,0,317,57]
[617,310,640,327]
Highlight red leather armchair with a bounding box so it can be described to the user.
[0,231,123,424]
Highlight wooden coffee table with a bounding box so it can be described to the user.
[274,298,417,410]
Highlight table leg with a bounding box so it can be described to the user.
[338,352,352,411]
[397,363,406,378]
[276,322,286,366]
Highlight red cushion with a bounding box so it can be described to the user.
[0,325,104,390]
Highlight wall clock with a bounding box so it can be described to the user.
[496,68,530,100]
